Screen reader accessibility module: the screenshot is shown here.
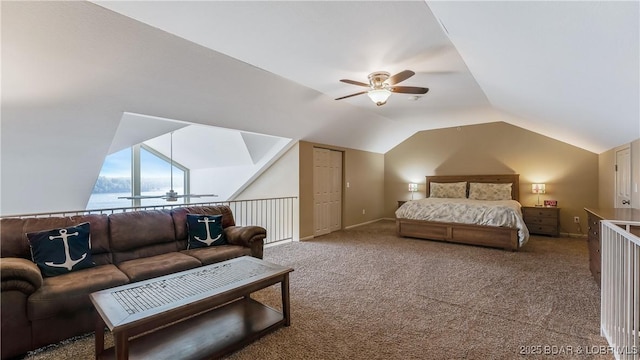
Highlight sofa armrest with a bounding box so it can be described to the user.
[1,258,43,295]
[224,226,266,259]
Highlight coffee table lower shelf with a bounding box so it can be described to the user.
[97,297,284,360]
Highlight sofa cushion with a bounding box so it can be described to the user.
[187,214,227,249]
[27,264,129,321]
[117,252,201,282]
[182,245,251,266]
[109,210,178,264]
[1,217,70,260]
[27,223,95,277]
[68,214,112,265]
[0,218,30,259]
[1,215,111,265]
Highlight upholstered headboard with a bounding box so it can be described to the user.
[425,174,520,201]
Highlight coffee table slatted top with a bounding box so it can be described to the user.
[90,256,292,330]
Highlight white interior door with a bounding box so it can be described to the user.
[314,148,330,236]
[313,148,342,236]
[615,147,632,208]
[329,150,342,232]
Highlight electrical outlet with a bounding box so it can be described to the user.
[573,216,580,223]
[362,209,366,215]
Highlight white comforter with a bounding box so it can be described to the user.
[395,198,530,246]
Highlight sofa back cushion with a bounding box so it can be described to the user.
[171,205,236,250]
[108,210,177,264]
[68,214,112,265]
[0,215,112,265]
[1,218,36,259]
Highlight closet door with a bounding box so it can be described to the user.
[329,150,342,232]
[313,148,342,236]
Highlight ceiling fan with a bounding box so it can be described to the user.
[119,132,218,202]
[335,70,429,106]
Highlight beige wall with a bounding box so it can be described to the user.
[384,122,599,235]
[298,141,384,239]
[598,138,640,209]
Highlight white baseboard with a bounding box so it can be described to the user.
[344,218,386,230]
[300,218,391,240]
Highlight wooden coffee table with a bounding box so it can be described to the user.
[90,256,293,360]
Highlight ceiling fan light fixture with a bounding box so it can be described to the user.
[336,70,426,106]
[367,88,391,106]
[165,190,179,202]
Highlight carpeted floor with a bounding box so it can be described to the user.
[25,220,612,359]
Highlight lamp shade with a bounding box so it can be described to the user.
[367,89,391,105]
[408,183,418,192]
[531,183,546,194]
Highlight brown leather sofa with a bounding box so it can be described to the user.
[0,205,265,359]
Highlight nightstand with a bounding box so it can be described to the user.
[397,200,407,208]
[522,206,560,237]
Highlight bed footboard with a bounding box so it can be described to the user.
[396,218,519,251]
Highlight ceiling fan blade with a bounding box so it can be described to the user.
[117,195,166,199]
[335,91,367,100]
[388,70,415,85]
[390,86,429,94]
[177,194,219,198]
[340,79,370,87]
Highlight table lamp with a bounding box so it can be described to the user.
[408,183,418,200]
[531,183,546,207]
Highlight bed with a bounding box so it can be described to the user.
[395,174,529,251]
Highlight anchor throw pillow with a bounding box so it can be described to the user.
[187,214,227,249]
[27,222,95,277]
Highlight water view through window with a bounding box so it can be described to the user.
[87,146,186,210]
[140,147,185,207]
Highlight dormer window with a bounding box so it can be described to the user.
[87,144,189,210]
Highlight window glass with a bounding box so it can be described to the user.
[87,145,189,210]
[140,147,185,206]
[86,148,132,209]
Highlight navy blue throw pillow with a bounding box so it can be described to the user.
[27,222,95,277]
[187,214,227,249]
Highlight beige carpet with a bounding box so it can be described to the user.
[25,220,611,359]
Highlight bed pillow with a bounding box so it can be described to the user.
[468,182,512,201]
[429,182,467,198]
[187,214,227,249]
[27,222,95,277]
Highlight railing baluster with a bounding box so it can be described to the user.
[1,197,297,245]
[601,220,640,360]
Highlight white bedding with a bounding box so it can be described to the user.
[395,198,530,246]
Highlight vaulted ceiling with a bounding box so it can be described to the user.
[1,1,638,214]
[94,0,639,153]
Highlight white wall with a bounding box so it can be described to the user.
[190,138,293,201]
[1,2,393,215]
[234,142,300,241]
[633,138,640,208]
[234,142,299,200]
